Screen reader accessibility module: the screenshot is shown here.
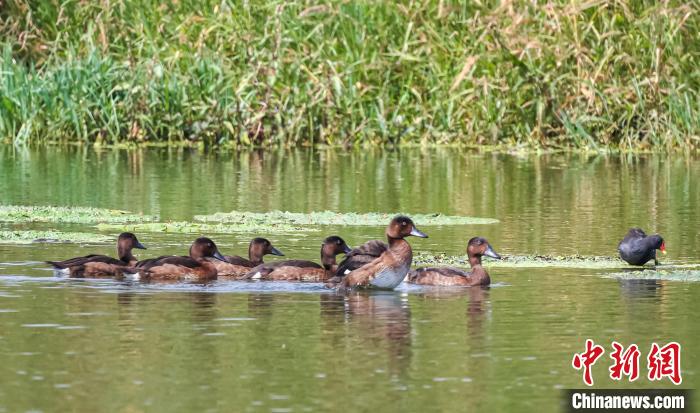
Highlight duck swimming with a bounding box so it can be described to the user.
[244,236,351,282]
[46,232,146,278]
[214,237,284,279]
[618,228,666,266]
[331,215,428,290]
[408,237,501,286]
[128,237,225,281]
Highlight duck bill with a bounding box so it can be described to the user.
[135,241,147,250]
[270,247,285,256]
[484,245,501,259]
[660,242,667,255]
[212,250,227,262]
[410,227,428,238]
[342,244,352,254]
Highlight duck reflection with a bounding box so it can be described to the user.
[320,291,412,373]
[414,286,491,340]
[188,292,218,323]
[246,293,277,318]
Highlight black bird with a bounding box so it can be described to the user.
[618,228,666,266]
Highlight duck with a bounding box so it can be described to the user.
[127,237,225,281]
[618,228,666,266]
[46,232,146,278]
[408,237,501,286]
[214,237,284,279]
[330,215,428,290]
[244,236,352,282]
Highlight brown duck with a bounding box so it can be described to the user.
[46,232,146,278]
[214,238,284,279]
[244,236,351,282]
[127,237,225,281]
[331,216,428,290]
[408,237,501,286]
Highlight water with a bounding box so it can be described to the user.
[0,147,698,412]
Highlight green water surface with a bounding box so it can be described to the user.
[0,147,698,412]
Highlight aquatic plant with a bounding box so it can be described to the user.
[603,269,700,282]
[96,221,312,234]
[194,211,498,226]
[0,230,112,244]
[1,1,698,149]
[0,205,157,224]
[413,253,635,269]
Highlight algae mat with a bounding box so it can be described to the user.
[0,205,157,224]
[195,210,499,226]
[0,230,112,244]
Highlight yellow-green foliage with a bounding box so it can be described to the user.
[1,1,699,148]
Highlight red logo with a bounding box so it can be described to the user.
[609,342,640,381]
[648,342,682,385]
[572,339,605,386]
[573,340,682,386]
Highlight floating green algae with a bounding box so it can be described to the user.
[603,269,700,282]
[194,210,499,226]
[96,221,312,234]
[0,205,157,224]
[413,253,633,269]
[0,230,112,244]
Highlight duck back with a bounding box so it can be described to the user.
[335,240,388,276]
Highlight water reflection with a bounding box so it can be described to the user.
[246,294,277,318]
[320,291,412,374]
[617,279,663,299]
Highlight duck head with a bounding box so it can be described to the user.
[321,235,352,270]
[467,237,501,265]
[249,237,284,259]
[190,237,226,261]
[386,215,428,240]
[322,235,352,256]
[117,232,146,261]
[118,232,146,250]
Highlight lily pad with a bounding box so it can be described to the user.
[194,210,498,226]
[96,221,312,234]
[413,253,634,269]
[0,205,157,224]
[0,230,113,244]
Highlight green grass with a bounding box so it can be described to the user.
[0,205,157,224]
[194,210,499,226]
[1,1,699,149]
[0,230,112,244]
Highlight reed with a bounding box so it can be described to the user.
[1,0,698,149]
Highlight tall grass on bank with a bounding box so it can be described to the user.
[1,1,699,149]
